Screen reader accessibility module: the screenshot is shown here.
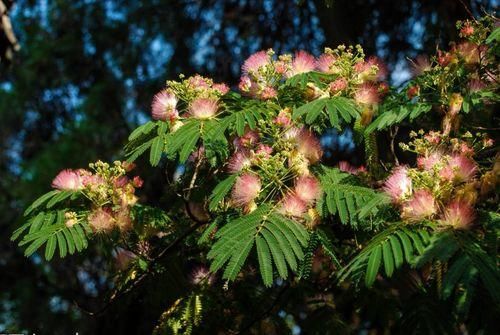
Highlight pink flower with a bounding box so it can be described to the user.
[416,152,442,171]
[187,75,210,89]
[274,109,292,127]
[256,144,273,158]
[383,166,412,203]
[460,23,474,37]
[468,79,486,92]
[354,83,380,106]
[338,161,366,174]
[261,86,277,100]
[407,85,420,99]
[274,60,289,74]
[410,55,431,76]
[227,150,253,173]
[287,50,316,77]
[242,50,271,75]
[329,78,348,94]
[448,93,463,116]
[316,54,337,73]
[294,176,321,203]
[279,194,307,218]
[457,42,480,65]
[151,91,178,122]
[51,169,85,191]
[440,155,477,183]
[402,189,436,221]
[115,248,137,270]
[437,50,452,67]
[189,265,215,286]
[354,57,387,81]
[132,176,144,188]
[213,83,230,95]
[231,174,261,206]
[114,176,129,188]
[296,129,323,164]
[233,130,260,149]
[424,131,441,144]
[238,76,252,92]
[115,209,133,231]
[88,207,115,233]
[441,200,475,229]
[189,98,218,119]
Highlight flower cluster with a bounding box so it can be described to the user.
[384,130,494,229]
[224,111,323,227]
[406,16,497,136]
[51,161,143,233]
[238,45,388,116]
[151,74,229,125]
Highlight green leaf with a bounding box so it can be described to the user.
[24,190,59,216]
[256,236,273,287]
[46,190,74,208]
[128,121,156,141]
[261,229,288,279]
[486,27,500,44]
[382,241,394,277]
[149,136,165,166]
[389,235,404,268]
[316,229,341,268]
[396,231,414,262]
[45,235,57,260]
[222,237,254,280]
[365,245,382,287]
[293,98,328,121]
[56,231,67,258]
[62,228,76,255]
[208,174,238,211]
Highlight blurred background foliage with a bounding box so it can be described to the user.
[0,0,497,333]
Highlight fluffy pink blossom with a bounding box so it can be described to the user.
[231,174,261,206]
[189,265,215,286]
[227,150,253,173]
[213,83,230,95]
[329,78,348,94]
[189,98,218,119]
[187,75,210,89]
[468,79,486,92]
[441,200,475,229]
[316,54,337,73]
[402,189,437,221]
[132,176,144,188]
[151,91,178,122]
[275,109,292,127]
[383,166,412,203]
[338,161,366,174]
[261,86,277,100]
[457,42,480,65]
[274,60,289,74]
[233,130,260,149]
[410,55,431,76]
[296,129,323,164]
[460,23,474,37]
[256,144,273,158]
[88,207,115,233]
[287,50,316,77]
[279,194,307,218]
[416,152,442,171]
[115,209,133,231]
[440,155,477,183]
[51,169,85,191]
[242,50,270,75]
[115,248,137,270]
[294,176,321,203]
[354,83,380,106]
[238,76,252,92]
